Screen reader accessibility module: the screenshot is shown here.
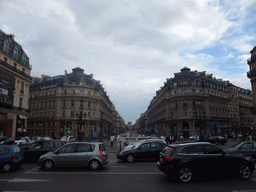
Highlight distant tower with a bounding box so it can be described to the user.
[247,46,256,114]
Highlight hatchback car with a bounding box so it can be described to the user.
[38,142,108,170]
[0,145,24,172]
[117,140,167,162]
[224,141,256,162]
[22,140,66,162]
[157,142,255,183]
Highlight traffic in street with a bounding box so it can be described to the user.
[1,138,256,192]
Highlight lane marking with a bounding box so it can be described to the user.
[0,178,50,183]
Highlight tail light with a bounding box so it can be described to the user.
[99,150,105,156]
[11,156,16,161]
[164,157,174,162]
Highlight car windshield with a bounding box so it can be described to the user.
[132,142,144,149]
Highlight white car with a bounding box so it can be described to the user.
[15,137,29,145]
[189,135,197,140]
[60,136,75,142]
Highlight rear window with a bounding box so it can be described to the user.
[161,146,174,156]
[13,146,21,153]
[0,147,9,155]
[99,144,105,151]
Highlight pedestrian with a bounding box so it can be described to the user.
[110,135,114,149]
[65,135,69,143]
[114,135,118,148]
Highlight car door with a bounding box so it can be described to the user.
[203,144,228,176]
[149,142,163,159]
[251,142,256,161]
[24,141,44,162]
[72,144,93,166]
[136,143,151,159]
[54,144,76,167]
[238,142,253,157]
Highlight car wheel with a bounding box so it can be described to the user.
[238,165,251,180]
[178,167,192,183]
[1,163,12,172]
[126,154,134,163]
[89,160,101,170]
[43,160,55,170]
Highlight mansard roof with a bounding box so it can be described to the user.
[0,30,30,67]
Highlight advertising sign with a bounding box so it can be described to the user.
[0,70,14,106]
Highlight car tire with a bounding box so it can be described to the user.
[126,154,134,163]
[177,167,193,183]
[1,163,12,173]
[43,160,55,170]
[238,164,251,180]
[89,159,101,170]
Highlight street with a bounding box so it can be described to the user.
[1,139,256,192]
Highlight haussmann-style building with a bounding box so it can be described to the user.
[143,67,255,138]
[0,30,32,139]
[27,67,126,140]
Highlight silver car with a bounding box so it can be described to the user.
[38,142,109,170]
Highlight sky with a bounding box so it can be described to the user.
[1,0,256,124]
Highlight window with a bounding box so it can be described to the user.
[71,100,74,106]
[14,63,17,68]
[183,100,187,106]
[183,111,187,116]
[76,144,94,152]
[192,89,195,93]
[88,101,91,108]
[64,90,67,94]
[22,68,25,73]
[58,144,76,153]
[204,145,223,154]
[72,90,75,95]
[4,57,7,63]
[20,82,24,93]
[182,89,186,94]
[173,82,177,88]
[179,145,204,154]
[63,111,66,117]
[63,100,66,107]
[19,98,23,108]
[71,111,74,117]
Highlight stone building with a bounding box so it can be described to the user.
[145,67,254,138]
[247,46,256,114]
[27,67,126,139]
[0,30,32,139]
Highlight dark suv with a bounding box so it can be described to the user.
[22,140,66,162]
[157,142,255,182]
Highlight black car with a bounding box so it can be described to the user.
[157,142,255,182]
[200,136,227,145]
[224,141,256,162]
[21,140,66,162]
[0,137,15,145]
[117,140,166,162]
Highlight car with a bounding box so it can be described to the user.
[0,137,15,145]
[189,135,197,140]
[0,145,24,172]
[15,137,30,145]
[21,140,66,163]
[117,139,167,162]
[38,142,109,170]
[224,141,256,162]
[200,136,227,145]
[61,136,76,143]
[157,142,255,183]
[124,138,167,149]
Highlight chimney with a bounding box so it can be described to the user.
[65,70,67,76]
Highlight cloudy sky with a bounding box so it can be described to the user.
[1,0,256,124]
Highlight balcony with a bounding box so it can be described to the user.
[247,54,256,64]
[247,68,256,78]
[0,60,33,80]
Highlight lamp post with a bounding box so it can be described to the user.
[76,99,86,141]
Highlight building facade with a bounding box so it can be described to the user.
[145,67,254,138]
[0,30,32,139]
[27,67,125,139]
[247,46,256,114]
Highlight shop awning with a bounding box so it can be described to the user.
[18,115,26,119]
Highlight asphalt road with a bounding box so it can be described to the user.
[1,138,256,192]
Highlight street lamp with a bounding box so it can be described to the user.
[76,99,86,141]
